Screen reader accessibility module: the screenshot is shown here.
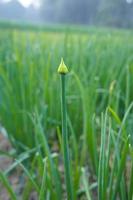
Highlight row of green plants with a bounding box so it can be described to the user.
[0,27,133,199]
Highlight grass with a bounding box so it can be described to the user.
[0,22,133,199]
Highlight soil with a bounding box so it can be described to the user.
[0,133,38,200]
[0,132,97,200]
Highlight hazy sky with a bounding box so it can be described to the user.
[2,0,133,8]
[18,0,40,7]
[19,0,33,7]
[3,0,40,7]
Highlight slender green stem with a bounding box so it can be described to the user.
[61,74,73,200]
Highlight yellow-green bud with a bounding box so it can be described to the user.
[58,58,69,74]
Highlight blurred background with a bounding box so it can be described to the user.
[0,0,133,28]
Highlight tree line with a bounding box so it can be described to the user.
[41,0,133,28]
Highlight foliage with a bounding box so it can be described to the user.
[0,25,133,199]
[41,0,133,28]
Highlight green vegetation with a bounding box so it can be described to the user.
[58,59,73,199]
[0,24,133,199]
